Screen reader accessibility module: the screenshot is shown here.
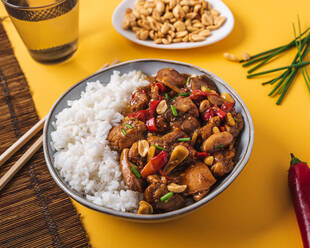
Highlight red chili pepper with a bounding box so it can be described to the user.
[149,100,161,117]
[141,151,168,178]
[221,102,234,112]
[146,117,157,132]
[195,152,209,159]
[190,89,221,101]
[190,90,209,101]
[212,107,227,119]
[202,108,214,121]
[127,109,149,122]
[156,82,166,93]
[289,153,310,248]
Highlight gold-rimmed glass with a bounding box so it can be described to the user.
[2,0,79,63]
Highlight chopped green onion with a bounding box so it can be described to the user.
[165,93,169,100]
[121,128,126,136]
[125,123,133,129]
[171,105,178,117]
[154,144,167,151]
[160,192,174,202]
[186,76,191,86]
[177,137,191,142]
[130,166,141,178]
[179,92,190,97]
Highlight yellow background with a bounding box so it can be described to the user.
[1,0,310,247]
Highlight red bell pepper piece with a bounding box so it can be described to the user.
[146,117,157,132]
[195,152,209,159]
[221,102,234,112]
[141,151,168,178]
[202,108,214,121]
[220,126,226,132]
[289,153,310,248]
[149,100,160,117]
[127,109,149,122]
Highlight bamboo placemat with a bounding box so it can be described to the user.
[0,22,89,248]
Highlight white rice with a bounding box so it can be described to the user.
[50,70,149,212]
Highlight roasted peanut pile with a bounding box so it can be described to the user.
[122,0,226,44]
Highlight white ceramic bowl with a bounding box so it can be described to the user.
[112,0,234,49]
[43,59,254,222]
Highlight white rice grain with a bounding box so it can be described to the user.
[51,71,149,212]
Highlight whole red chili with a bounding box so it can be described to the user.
[289,153,310,248]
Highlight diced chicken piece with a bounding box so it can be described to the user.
[180,117,200,134]
[183,162,216,195]
[147,128,186,148]
[174,96,199,118]
[156,194,185,211]
[156,115,169,133]
[161,128,186,146]
[211,149,236,177]
[229,112,244,137]
[128,142,144,167]
[190,75,219,93]
[156,68,187,88]
[108,119,147,151]
[130,89,148,112]
[120,149,144,192]
[199,116,221,140]
[144,182,185,211]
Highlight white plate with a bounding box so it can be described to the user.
[112,0,234,49]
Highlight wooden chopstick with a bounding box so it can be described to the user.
[0,116,46,167]
[0,135,43,191]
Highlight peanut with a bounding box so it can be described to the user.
[224,53,240,62]
[242,52,251,61]
[122,0,226,45]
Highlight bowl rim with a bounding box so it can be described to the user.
[43,58,254,221]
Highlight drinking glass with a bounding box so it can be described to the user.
[2,0,79,63]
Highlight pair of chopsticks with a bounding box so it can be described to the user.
[0,60,119,192]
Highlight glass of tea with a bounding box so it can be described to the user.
[2,0,79,63]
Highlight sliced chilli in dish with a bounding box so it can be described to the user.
[107,68,244,214]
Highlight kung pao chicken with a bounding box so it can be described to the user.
[108,68,244,214]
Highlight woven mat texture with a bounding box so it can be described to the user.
[0,22,89,248]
